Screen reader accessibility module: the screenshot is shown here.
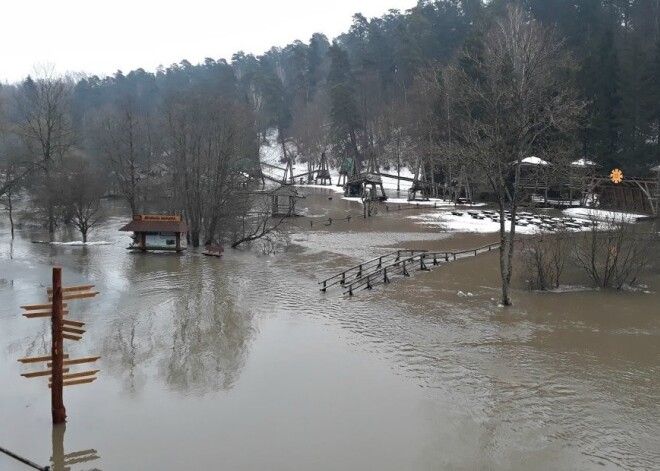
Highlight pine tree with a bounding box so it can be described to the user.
[327,43,362,159]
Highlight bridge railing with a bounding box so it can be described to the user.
[320,242,501,296]
[318,249,427,292]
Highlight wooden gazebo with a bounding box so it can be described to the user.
[270,185,302,217]
[119,214,188,252]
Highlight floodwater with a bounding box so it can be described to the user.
[1,189,659,471]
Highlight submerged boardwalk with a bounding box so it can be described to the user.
[319,242,501,296]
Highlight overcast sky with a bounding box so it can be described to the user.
[1,0,418,84]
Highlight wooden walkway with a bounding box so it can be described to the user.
[319,242,501,296]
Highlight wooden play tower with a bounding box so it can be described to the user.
[314,152,332,185]
[408,157,432,201]
[344,151,387,201]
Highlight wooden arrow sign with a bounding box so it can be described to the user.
[62,326,85,335]
[47,357,100,367]
[49,370,99,382]
[18,354,70,364]
[48,292,99,302]
[20,303,68,311]
[49,377,97,388]
[21,368,70,378]
[47,285,95,294]
[19,267,100,424]
[63,319,85,328]
[23,310,69,319]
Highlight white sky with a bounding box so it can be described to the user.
[1,0,418,84]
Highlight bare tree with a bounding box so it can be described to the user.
[227,194,288,250]
[165,89,259,247]
[520,230,567,290]
[56,157,106,243]
[88,99,158,214]
[573,214,652,289]
[442,6,585,305]
[14,66,73,233]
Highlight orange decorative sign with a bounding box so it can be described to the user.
[132,214,181,222]
[610,168,624,184]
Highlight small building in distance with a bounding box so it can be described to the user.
[270,185,303,216]
[119,214,188,252]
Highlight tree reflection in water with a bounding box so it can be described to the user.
[101,253,255,395]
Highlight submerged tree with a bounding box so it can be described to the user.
[573,214,652,289]
[443,5,585,305]
[88,99,158,214]
[57,157,106,243]
[14,67,73,233]
[165,88,259,247]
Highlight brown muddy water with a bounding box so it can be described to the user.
[1,188,659,471]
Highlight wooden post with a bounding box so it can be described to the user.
[51,267,66,424]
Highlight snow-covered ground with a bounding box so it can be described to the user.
[563,207,649,222]
[408,212,548,235]
[259,138,652,235]
[32,240,114,246]
[259,136,415,195]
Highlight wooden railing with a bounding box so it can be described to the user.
[319,242,501,296]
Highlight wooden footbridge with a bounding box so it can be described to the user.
[319,242,501,296]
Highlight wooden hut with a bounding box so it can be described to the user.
[119,214,188,252]
[570,159,597,205]
[270,185,302,216]
[517,156,551,205]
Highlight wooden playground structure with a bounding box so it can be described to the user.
[259,149,660,216]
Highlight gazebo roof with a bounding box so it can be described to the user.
[571,158,598,167]
[270,185,301,197]
[520,156,550,166]
[119,219,188,233]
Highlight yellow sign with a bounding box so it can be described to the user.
[133,214,181,222]
[610,168,624,184]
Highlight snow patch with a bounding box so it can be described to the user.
[32,240,113,246]
[563,207,648,222]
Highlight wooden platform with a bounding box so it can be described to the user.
[202,245,224,257]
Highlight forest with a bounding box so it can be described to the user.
[1,0,659,246]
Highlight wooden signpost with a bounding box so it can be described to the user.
[18,267,100,424]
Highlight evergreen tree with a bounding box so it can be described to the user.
[589,29,622,169]
[327,43,362,159]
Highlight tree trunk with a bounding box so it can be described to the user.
[190,229,200,247]
[397,154,401,192]
[8,179,14,240]
[498,210,511,306]
[498,198,513,306]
